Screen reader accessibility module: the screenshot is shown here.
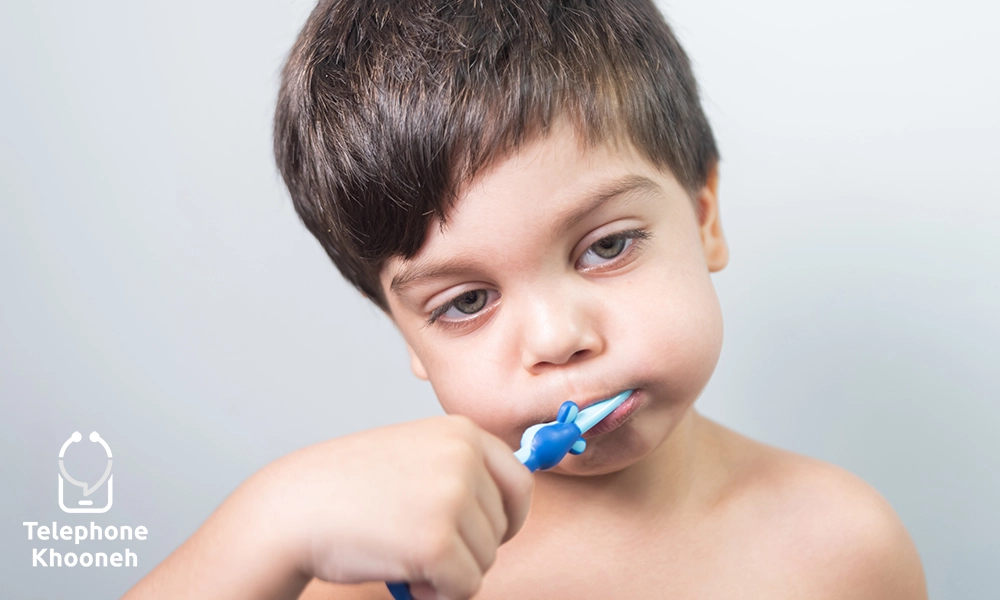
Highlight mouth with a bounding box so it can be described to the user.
[574,388,638,412]
[579,388,645,439]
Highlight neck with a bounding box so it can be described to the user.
[529,406,713,526]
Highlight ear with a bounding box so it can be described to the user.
[696,162,729,273]
[405,342,429,381]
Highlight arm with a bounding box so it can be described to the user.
[121,416,533,600]
[778,458,929,600]
[122,461,312,600]
[835,487,928,600]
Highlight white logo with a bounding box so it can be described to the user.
[58,431,113,514]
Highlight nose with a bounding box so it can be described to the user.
[519,282,604,373]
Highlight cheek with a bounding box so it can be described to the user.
[415,341,515,433]
[616,267,724,399]
[416,337,556,450]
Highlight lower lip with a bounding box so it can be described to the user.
[582,389,644,439]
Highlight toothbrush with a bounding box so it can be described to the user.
[386,389,635,600]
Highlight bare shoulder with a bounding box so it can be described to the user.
[702,416,928,600]
[296,578,394,600]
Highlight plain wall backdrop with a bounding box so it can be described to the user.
[1,0,997,597]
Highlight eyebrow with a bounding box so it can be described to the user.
[389,174,661,297]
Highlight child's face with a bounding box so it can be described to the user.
[379,118,728,475]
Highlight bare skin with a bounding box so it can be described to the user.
[299,411,926,599]
[124,119,927,600]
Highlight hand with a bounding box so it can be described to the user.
[265,414,535,600]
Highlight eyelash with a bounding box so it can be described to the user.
[423,228,652,331]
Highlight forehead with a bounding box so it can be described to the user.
[388,173,660,295]
[380,122,684,305]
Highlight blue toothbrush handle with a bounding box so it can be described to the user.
[385,581,412,600]
[384,400,588,600]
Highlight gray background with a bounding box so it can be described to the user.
[1,0,997,597]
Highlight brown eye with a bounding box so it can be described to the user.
[452,290,487,314]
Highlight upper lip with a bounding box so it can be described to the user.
[572,388,637,412]
[524,388,640,428]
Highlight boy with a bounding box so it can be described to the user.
[125,0,927,598]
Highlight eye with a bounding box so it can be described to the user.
[426,289,500,329]
[423,228,651,332]
[577,229,651,269]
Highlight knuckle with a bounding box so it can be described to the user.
[484,544,498,570]
[417,526,455,568]
[449,413,476,428]
[436,476,470,512]
[493,512,509,545]
[462,573,485,599]
[440,439,480,476]
[446,414,480,438]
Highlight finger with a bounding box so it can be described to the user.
[473,460,508,545]
[421,532,483,600]
[477,431,535,544]
[406,581,439,600]
[456,492,500,573]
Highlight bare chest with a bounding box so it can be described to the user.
[474,519,810,599]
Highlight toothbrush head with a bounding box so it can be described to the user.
[513,400,587,471]
[572,389,635,434]
[511,389,636,471]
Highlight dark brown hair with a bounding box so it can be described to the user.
[274,0,718,315]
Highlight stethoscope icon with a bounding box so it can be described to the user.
[58,431,113,514]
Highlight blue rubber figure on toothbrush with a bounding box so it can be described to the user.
[512,400,589,471]
[386,389,635,600]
